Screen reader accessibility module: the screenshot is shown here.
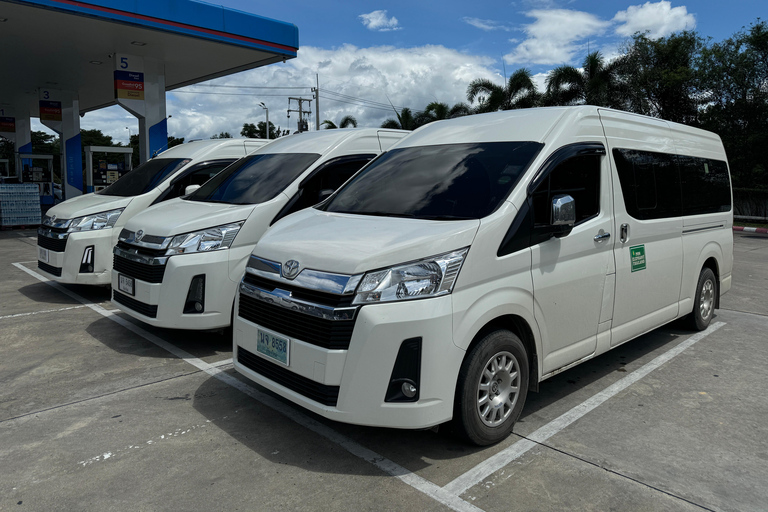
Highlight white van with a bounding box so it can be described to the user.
[232,106,733,445]
[37,138,268,284]
[111,128,408,330]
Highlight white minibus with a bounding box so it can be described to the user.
[232,106,733,445]
[111,129,407,330]
[37,138,268,284]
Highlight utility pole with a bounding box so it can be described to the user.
[287,97,313,132]
[313,74,320,131]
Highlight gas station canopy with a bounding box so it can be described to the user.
[1,0,298,115]
[0,0,298,199]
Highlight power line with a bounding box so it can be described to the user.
[190,84,312,90]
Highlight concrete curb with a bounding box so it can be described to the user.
[734,226,768,234]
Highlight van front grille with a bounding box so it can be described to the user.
[38,261,62,277]
[237,346,340,406]
[238,293,355,350]
[37,234,67,252]
[113,255,166,283]
[113,291,158,318]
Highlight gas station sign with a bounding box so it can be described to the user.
[0,116,15,133]
[114,54,145,101]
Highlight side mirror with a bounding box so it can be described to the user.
[551,194,575,238]
[317,188,334,203]
[185,184,201,195]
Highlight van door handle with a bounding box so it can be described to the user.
[594,230,611,242]
[620,223,629,243]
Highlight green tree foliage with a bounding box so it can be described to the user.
[242,121,278,138]
[544,51,624,108]
[699,20,768,188]
[416,102,473,125]
[617,32,703,124]
[381,107,417,130]
[211,132,232,139]
[467,69,540,112]
[321,115,358,129]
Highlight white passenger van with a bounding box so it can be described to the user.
[111,129,408,330]
[37,138,268,284]
[232,106,733,445]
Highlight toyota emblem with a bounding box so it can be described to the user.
[136,230,144,241]
[282,260,300,279]
[50,214,57,222]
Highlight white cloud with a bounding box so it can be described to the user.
[359,10,402,32]
[613,1,696,39]
[87,45,498,142]
[504,9,611,65]
[463,17,512,32]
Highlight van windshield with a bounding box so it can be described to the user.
[185,153,320,205]
[323,141,543,219]
[98,158,191,197]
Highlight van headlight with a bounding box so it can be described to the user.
[165,222,243,255]
[68,208,124,231]
[352,248,469,305]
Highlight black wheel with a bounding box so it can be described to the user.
[689,267,717,331]
[453,330,529,446]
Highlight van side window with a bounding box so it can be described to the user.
[271,156,375,225]
[531,154,601,227]
[678,156,731,215]
[613,149,681,220]
[153,161,233,204]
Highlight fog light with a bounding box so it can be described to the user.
[385,337,422,402]
[79,246,94,273]
[184,275,205,314]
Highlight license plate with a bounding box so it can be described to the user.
[257,328,290,366]
[118,274,135,296]
[38,247,49,263]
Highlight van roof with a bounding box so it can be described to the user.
[395,106,718,149]
[155,138,266,160]
[249,128,409,155]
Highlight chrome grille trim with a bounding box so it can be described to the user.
[113,245,169,266]
[239,280,358,322]
[246,255,362,295]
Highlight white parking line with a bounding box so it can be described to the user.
[12,261,483,512]
[443,321,726,496]
[0,305,87,320]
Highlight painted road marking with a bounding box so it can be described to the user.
[12,262,483,512]
[443,321,725,496]
[0,305,87,320]
[13,261,726,510]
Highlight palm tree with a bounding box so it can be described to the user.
[544,51,624,108]
[381,107,417,130]
[416,101,473,125]
[321,115,358,129]
[467,68,541,113]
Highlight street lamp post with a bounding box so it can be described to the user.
[259,102,269,140]
[125,126,131,141]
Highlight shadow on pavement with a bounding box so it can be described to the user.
[190,318,707,474]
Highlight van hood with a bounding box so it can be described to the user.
[254,208,481,275]
[123,198,259,237]
[45,193,133,220]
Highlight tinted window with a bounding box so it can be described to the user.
[531,154,601,226]
[186,153,320,205]
[613,149,681,220]
[323,142,543,220]
[678,156,731,215]
[98,158,190,197]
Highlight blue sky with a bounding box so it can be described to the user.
[58,0,766,144]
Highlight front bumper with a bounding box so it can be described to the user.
[111,248,239,330]
[37,228,115,285]
[233,293,465,429]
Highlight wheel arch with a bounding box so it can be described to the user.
[465,314,540,393]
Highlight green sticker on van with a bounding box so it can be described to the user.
[630,245,646,272]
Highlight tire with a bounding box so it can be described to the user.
[453,330,529,446]
[689,267,717,331]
